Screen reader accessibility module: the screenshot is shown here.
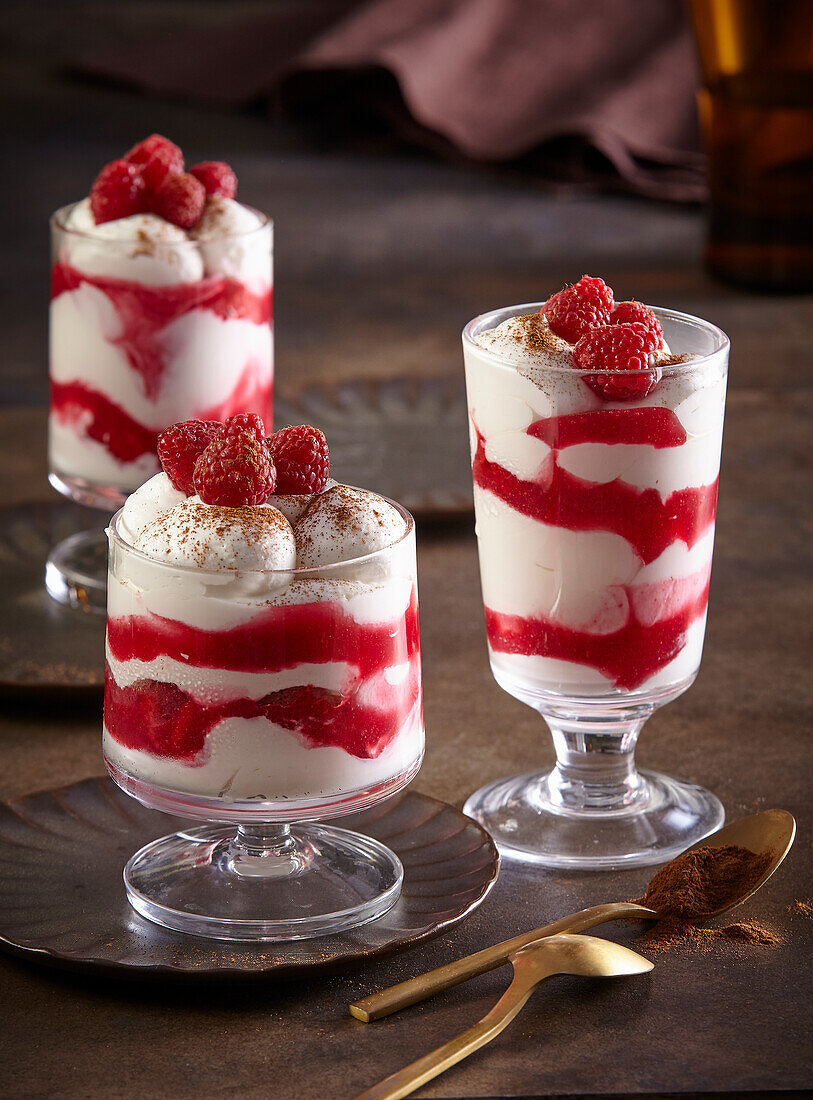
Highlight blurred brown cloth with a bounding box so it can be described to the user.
[74,0,705,201]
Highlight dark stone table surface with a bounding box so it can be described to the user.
[0,37,811,1100]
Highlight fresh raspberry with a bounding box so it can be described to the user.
[157,419,222,494]
[105,677,205,759]
[151,172,206,229]
[89,159,146,224]
[140,145,185,192]
[194,430,276,506]
[570,274,614,313]
[541,274,616,343]
[573,323,662,400]
[267,425,330,495]
[542,287,610,344]
[222,413,266,444]
[611,301,665,348]
[126,134,184,170]
[189,161,238,199]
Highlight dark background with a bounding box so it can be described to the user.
[0,4,811,1100]
[1,0,741,411]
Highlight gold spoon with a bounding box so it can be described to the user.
[352,933,653,1100]
[351,808,795,1023]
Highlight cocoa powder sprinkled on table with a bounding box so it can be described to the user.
[789,899,812,919]
[633,844,781,952]
[717,920,781,945]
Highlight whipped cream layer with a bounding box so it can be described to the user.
[104,479,423,808]
[295,484,409,568]
[465,309,727,697]
[62,197,270,285]
[49,198,273,498]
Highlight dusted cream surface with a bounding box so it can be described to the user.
[294,485,408,568]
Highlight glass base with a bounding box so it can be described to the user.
[463,768,724,870]
[125,823,404,942]
[49,468,127,512]
[45,528,108,612]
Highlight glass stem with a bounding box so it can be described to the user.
[541,706,653,813]
[226,823,307,878]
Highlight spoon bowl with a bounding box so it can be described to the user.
[678,808,796,919]
[512,932,654,982]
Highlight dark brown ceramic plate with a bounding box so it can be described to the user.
[0,777,498,979]
[275,376,473,518]
[0,502,106,694]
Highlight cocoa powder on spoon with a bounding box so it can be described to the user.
[634,844,782,951]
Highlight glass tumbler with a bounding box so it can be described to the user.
[46,203,273,610]
[462,303,729,869]
[103,501,423,940]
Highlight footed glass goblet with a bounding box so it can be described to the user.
[462,303,729,869]
[103,502,423,940]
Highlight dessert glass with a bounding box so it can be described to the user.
[46,205,273,610]
[103,501,423,941]
[462,303,729,868]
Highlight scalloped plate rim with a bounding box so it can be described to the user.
[0,777,499,981]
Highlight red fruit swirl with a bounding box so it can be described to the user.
[471,405,719,689]
[50,363,272,466]
[485,571,710,692]
[104,590,421,762]
[51,262,272,401]
[473,408,717,567]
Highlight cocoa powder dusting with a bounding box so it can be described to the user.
[515,312,566,356]
[146,502,289,567]
[131,228,157,259]
[634,844,780,952]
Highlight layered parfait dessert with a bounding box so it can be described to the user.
[463,276,728,703]
[103,415,423,819]
[49,134,272,506]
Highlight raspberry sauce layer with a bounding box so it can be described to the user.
[50,366,272,465]
[107,589,419,674]
[51,262,272,400]
[104,664,421,762]
[473,405,719,690]
[485,571,710,690]
[104,589,421,761]
[473,407,718,567]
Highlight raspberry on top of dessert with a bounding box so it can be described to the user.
[61,132,269,287]
[125,416,408,571]
[90,134,234,228]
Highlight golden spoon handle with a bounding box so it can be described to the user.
[350,901,652,1022]
[352,974,538,1100]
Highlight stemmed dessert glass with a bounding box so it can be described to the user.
[462,303,730,868]
[103,502,423,941]
[46,205,273,611]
